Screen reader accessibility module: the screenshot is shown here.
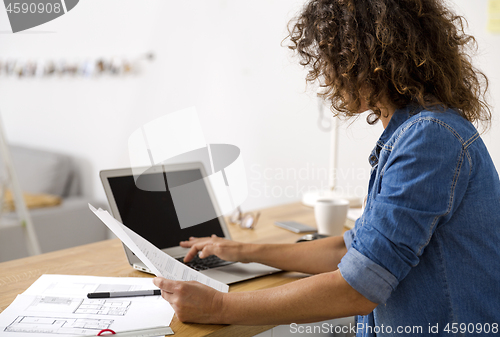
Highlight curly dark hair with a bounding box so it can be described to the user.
[287,0,491,126]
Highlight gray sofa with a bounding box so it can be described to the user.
[0,145,109,262]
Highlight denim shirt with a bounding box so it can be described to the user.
[338,106,500,336]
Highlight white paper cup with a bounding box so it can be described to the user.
[314,199,349,236]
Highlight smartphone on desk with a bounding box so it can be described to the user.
[274,221,317,233]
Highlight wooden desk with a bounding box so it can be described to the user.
[0,202,355,337]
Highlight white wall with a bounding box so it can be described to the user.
[0,0,498,212]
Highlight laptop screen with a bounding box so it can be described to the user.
[107,168,225,250]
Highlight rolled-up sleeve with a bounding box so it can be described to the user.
[339,247,398,304]
[338,118,469,305]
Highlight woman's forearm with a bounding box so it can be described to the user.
[218,269,376,325]
[243,236,347,274]
[181,235,348,274]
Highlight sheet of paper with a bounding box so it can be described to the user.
[0,274,174,337]
[346,208,363,229]
[347,208,363,221]
[89,204,229,293]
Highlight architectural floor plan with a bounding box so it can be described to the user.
[5,316,113,335]
[0,275,174,336]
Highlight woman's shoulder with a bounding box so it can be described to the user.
[392,107,479,148]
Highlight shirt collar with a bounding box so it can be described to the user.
[368,105,423,167]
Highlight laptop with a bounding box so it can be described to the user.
[100,162,280,284]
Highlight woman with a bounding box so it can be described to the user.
[154,0,500,334]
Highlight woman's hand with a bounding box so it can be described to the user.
[180,235,251,263]
[153,277,225,324]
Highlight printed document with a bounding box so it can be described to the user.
[89,204,229,293]
[0,274,174,336]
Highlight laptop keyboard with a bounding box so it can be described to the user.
[176,255,235,271]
